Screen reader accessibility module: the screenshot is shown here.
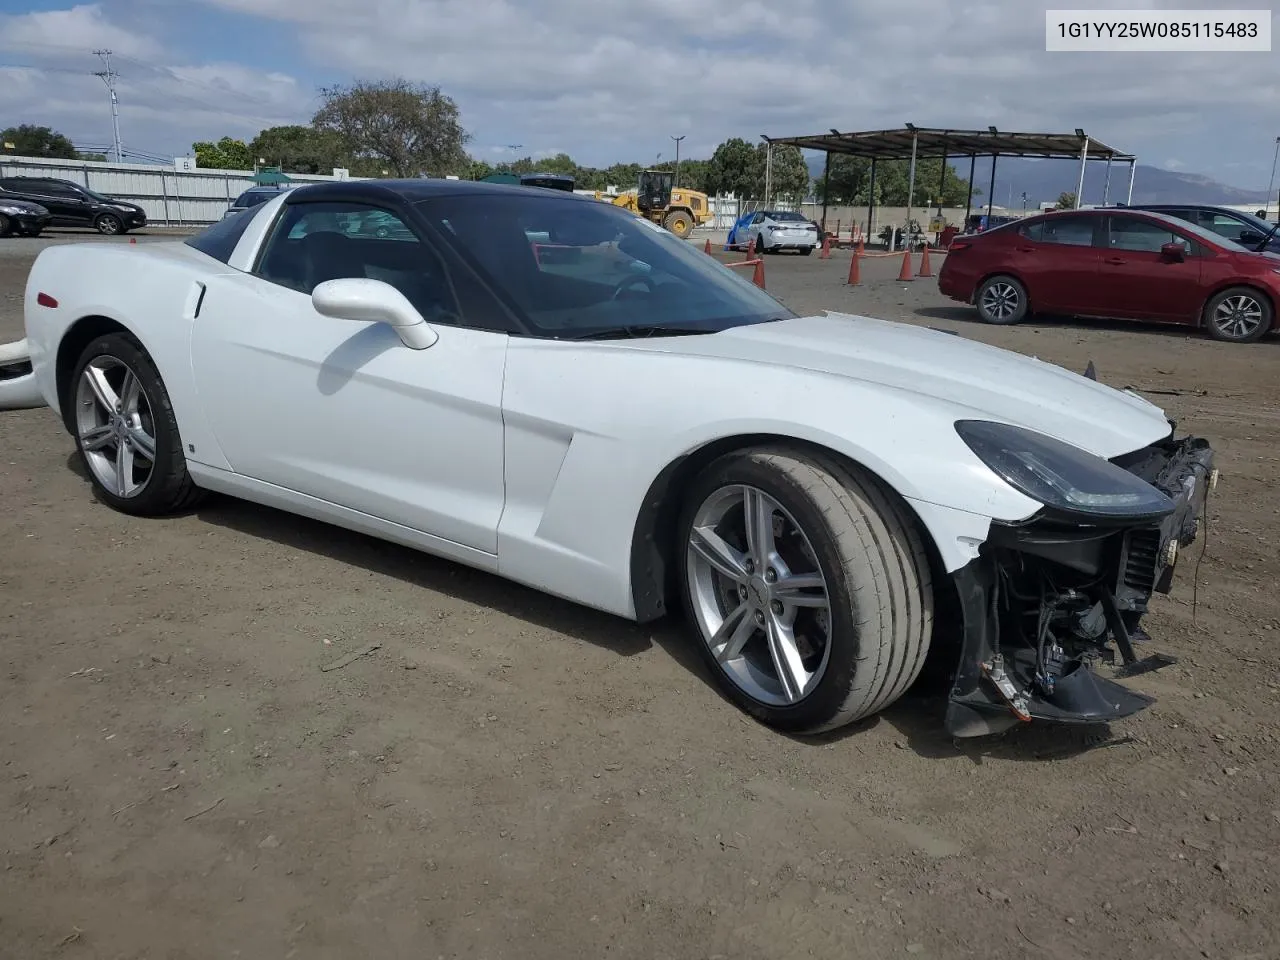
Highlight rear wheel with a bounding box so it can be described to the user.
[676,446,933,734]
[662,210,694,239]
[69,333,204,515]
[1203,286,1272,343]
[801,246,814,256]
[975,274,1028,325]
[94,213,123,235]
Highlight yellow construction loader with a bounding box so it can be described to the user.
[596,170,711,239]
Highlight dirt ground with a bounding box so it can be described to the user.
[2,229,1279,960]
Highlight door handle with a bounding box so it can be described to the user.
[1104,257,1127,265]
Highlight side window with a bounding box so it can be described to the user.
[1108,216,1193,253]
[751,213,765,224]
[1026,216,1095,246]
[1203,213,1250,243]
[253,201,461,325]
[37,181,77,196]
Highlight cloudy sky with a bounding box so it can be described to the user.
[1,0,1277,187]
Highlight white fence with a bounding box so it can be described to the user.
[0,155,366,226]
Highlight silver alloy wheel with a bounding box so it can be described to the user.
[980,281,1019,321]
[1212,294,1264,339]
[74,355,157,498]
[686,484,832,706]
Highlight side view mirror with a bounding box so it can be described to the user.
[1238,229,1263,245]
[1159,241,1186,262]
[311,278,437,350]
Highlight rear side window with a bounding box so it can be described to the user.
[234,190,276,208]
[184,204,264,264]
[1019,216,1095,247]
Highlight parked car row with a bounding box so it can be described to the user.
[0,176,147,236]
[938,204,1280,343]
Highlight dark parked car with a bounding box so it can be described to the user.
[1123,203,1279,254]
[0,196,52,238]
[222,185,295,219]
[0,177,146,235]
[937,207,1279,343]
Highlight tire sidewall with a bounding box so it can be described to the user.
[675,450,865,732]
[95,214,122,235]
[70,333,180,513]
[1205,286,1272,343]
[976,275,1028,324]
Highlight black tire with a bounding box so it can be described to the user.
[0,213,10,238]
[69,332,204,516]
[1203,286,1272,343]
[662,210,694,239]
[754,232,768,254]
[94,213,123,235]
[974,274,1028,325]
[801,246,814,256]
[676,446,934,734]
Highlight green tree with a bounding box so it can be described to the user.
[313,78,470,178]
[192,136,253,170]
[1,124,77,159]
[1056,190,1078,209]
[756,143,809,201]
[249,125,345,174]
[705,137,758,197]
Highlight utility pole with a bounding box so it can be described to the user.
[93,49,123,163]
[1265,135,1280,221]
[670,134,685,187]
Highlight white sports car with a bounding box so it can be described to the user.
[1,179,1217,738]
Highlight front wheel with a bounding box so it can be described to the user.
[1203,286,1272,343]
[975,274,1028,325]
[676,447,934,734]
[662,210,694,239]
[94,213,123,235]
[69,333,204,515]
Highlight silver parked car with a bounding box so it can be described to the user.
[223,185,297,219]
[744,210,820,255]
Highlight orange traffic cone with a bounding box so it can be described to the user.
[129,237,136,244]
[856,237,865,256]
[897,249,913,281]
[846,251,860,285]
[704,237,712,254]
[820,235,831,259]
[917,245,933,278]
[747,235,756,257]
[751,258,766,289]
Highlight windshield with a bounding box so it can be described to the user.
[420,193,793,338]
[765,211,808,222]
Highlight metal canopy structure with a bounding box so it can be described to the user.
[764,125,1138,243]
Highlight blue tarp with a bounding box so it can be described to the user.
[726,211,755,247]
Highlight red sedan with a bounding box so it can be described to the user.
[937,207,1280,343]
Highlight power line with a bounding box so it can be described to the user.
[92,49,123,163]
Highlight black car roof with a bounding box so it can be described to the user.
[282,177,595,206]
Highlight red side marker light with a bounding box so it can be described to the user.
[37,292,58,308]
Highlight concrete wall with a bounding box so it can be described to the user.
[0,155,367,225]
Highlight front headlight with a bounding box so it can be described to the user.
[956,420,1174,521]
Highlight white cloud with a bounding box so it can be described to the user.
[0,5,313,159]
[0,3,162,60]
[188,0,1279,184]
[2,0,1277,185]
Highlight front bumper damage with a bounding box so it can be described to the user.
[945,431,1217,738]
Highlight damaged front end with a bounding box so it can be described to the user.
[945,422,1216,738]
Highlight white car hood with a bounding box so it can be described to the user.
[651,313,1172,459]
